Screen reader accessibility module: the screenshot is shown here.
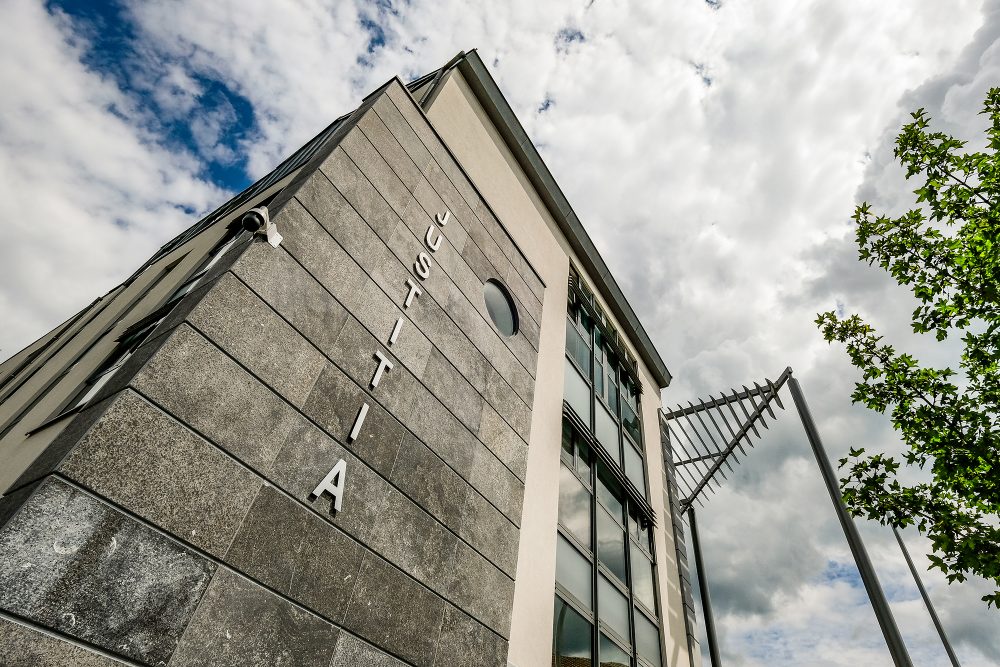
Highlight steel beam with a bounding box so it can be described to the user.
[788,375,913,667]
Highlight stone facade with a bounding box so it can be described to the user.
[0,79,545,666]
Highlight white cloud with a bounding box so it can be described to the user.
[1,0,998,663]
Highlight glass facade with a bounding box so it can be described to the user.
[554,269,663,667]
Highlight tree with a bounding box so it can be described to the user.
[817,88,1000,608]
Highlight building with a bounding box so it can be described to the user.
[0,51,698,667]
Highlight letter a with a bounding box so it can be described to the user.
[310,459,347,513]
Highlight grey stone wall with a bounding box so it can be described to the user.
[0,80,544,666]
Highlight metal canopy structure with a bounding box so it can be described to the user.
[662,368,790,512]
[659,368,936,667]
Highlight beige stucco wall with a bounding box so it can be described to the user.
[425,70,691,667]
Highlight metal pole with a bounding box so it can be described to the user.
[892,526,962,667]
[788,375,913,667]
[688,506,723,667]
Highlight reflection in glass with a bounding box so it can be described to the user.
[576,440,593,480]
[596,470,624,523]
[566,313,592,375]
[598,575,630,643]
[631,542,656,612]
[622,402,641,445]
[597,507,627,582]
[559,464,592,549]
[565,360,592,425]
[557,534,593,609]
[484,280,518,336]
[599,633,631,667]
[634,609,662,666]
[553,597,593,667]
[595,403,619,463]
[624,443,646,497]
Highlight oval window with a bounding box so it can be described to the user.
[484,279,518,336]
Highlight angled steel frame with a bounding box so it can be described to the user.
[660,368,930,667]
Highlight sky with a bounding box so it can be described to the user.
[1,0,998,664]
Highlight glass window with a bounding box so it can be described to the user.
[631,543,656,612]
[595,403,619,463]
[553,597,593,667]
[559,464,592,549]
[599,633,631,667]
[634,610,662,666]
[598,575,630,644]
[565,359,592,425]
[622,402,641,446]
[597,506,627,583]
[624,443,646,497]
[596,470,624,523]
[484,279,518,336]
[557,534,593,609]
[562,421,574,464]
[576,439,593,480]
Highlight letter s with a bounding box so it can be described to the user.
[414,252,432,280]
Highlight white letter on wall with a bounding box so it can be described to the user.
[414,252,432,280]
[436,211,450,226]
[310,459,347,513]
[371,350,394,389]
[425,225,442,252]
[404,278,422,308]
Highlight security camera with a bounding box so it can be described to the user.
[241,206,268,233]
[240,205,283,248]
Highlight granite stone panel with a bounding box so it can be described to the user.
[372,95,435,177]
[186,272,326,408]
[341,552,445,666]
[389,433,468,533]
[223,485,366,623]
[419,347,482,434]
[300,360,405,479]
[467,434,525,526]
[0,618,128,667]
[329,633,410,667]
[432,605,508,667]
[484,365,532,443]
[365,487,459,595]
[60,390,261,558]
[168,568,340,667]
[457,482,519,579]
[444,539,514,637]
[0,477,215,665]
[382,85,544,312]
[130,324,299,473]
[229,242,351,359]
[344,117,539,375]
[477,403,528,482]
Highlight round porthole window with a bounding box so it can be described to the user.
[484,279,518,337]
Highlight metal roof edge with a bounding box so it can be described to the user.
[451,51,672,388]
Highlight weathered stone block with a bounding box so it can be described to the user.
[0,617,128,667]
[432,605,508,667]
[130,325,300,473]
[186,272,326,408]
[60,390,260,558]
[168,568,339,667]
[341,552,445,666]
[0,478,214,665]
